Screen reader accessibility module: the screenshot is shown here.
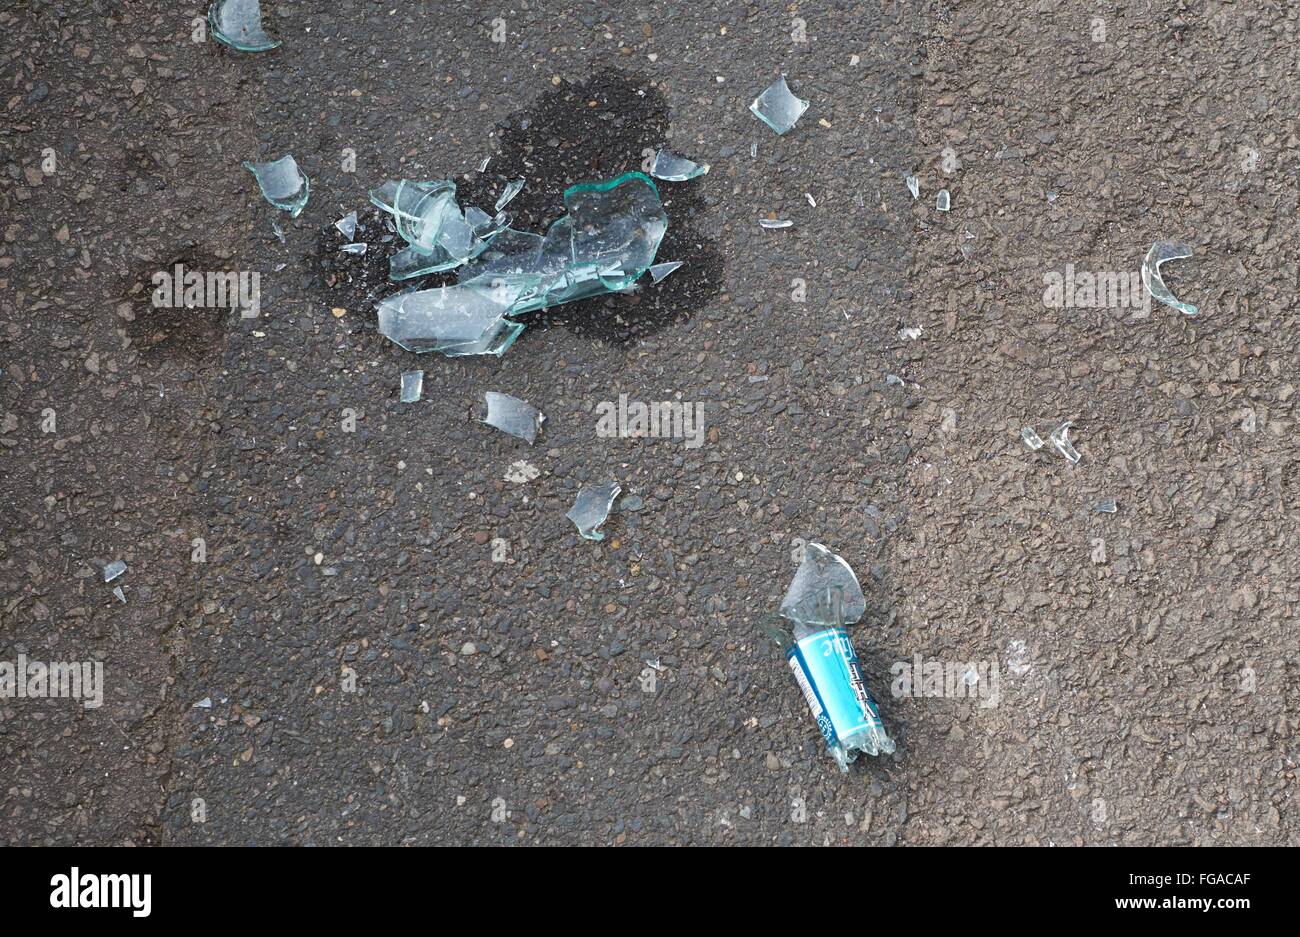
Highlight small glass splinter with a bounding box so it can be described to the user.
[650,149,709,182]
[243,155,309,217]
[566,482,621,541]
[1021,427,1044,450]
[648,261,683,283]
[760,218,793,229]
[936,189,951,211]
[494,179,525,212]
[1050,421,1081,464]
[750,75,809,135]
[335,211,357,240]
[482,391,544,445]
[399,370,424,403]
[209,0,280,52]
[906,175,920,199]
[1092,498,1117,513]
[1141,241,1199,316]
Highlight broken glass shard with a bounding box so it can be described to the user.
[376,282,526,357]
[1050,421,1081,464]
[780,542,866,627]
[209,0,280,52]
[340,242,367,255]
[566,482,621,541]
[113,586,126,604]
[334,211,357,240]
[482,391,544,444]
[399,370,424,403]
[936,189,951,211]
[376,173,667,357]
[760,218,792,229]
[648,261,683,284]
[1141,241,1199,316]
[1021,427,1044,450]
[103,560,127,583]
[370,178,497,280]
[650,148,709,182]
[494,178,525,211]
[243,155,309,217]
[906,175,919,199]
[750,74,809,135]
[1092,498,1117,513]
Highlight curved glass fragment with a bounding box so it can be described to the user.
[779,542,866,627]
[1141,241,1198,316]
[209,0,280,52]
[242,155,309,217]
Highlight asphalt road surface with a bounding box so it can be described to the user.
[2,1,1296,845]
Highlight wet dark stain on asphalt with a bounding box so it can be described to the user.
[314,68,723,350]
[122,247,232,364]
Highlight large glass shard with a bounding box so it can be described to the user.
[566,482,621,541]
[468,172,664,316]
[650,148,709,182]
[399,370,424,403]
[780,542,866,627]
[1021,427,1044,450]
[209,0,280,52]
[376,282,525,357]
[750,75,809,135]
[494,178,525,211]
[482,391,544,444]
[103,560,127,583]
[243,155,309,217]
[936,189,951,211]
[377,173,667,357]
[1141,241,1199,316]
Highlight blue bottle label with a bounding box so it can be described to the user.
[787,628,884,744]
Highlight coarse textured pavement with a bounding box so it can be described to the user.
[0,1,1295,845]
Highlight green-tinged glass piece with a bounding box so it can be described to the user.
[566,482,621,541]
[377,172,668,357]
[750,75,808,135]
[482,391,545,445]
[209,0,280,52]
[371,179,505,280]
[494,178,525,211]
[376,281,525,357]
[242,155,309,217]
[1141,241,1198,316]
[650,148,709,182]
